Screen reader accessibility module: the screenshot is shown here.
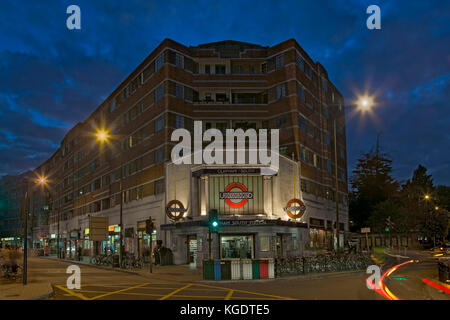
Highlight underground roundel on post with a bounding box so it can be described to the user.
[283,198,306,219]
[166,199,187,221]
[219,182,253,208]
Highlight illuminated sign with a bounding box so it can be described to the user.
[166,200,187,221]
[283,198,306,219]
[219,183,253,208]
[108,225,120,232]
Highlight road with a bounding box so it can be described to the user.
[4,252,448,300]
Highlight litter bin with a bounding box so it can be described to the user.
[221,260,232,280]
[242,259,252,279]
[203,260,214,280]
[214,260,221,280]
[231,259,241,280]
[268,258,275,279]
[438,257,450,284]
[259,259,269,279]
[252,259,260,279]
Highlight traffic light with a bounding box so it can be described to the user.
[385,216,394,232]
[208,209,220,233]
[146,216,154,234]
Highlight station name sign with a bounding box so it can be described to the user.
[192,168,269,177]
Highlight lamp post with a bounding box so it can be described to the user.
[23,176,47,285]
[329,94,375,252]
[94,128,124,267]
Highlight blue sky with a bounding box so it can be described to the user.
[0,0,449,185]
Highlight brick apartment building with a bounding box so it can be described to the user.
[32,39,349,264]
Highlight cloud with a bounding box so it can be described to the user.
[0,0,448,185]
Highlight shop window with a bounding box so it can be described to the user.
[220,235,254,259]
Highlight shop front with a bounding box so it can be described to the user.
[162,218,308,266]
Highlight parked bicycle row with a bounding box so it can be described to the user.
[274,252,372,277]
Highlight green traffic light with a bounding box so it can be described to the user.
[385,227,389,232]
[212,221,218,227]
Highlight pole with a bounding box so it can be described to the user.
[365,232,369,251]
[208,230,212,260]
[23,192,28,285]
[333,118,340,252]
[119,162,124,267]
[149,223,153,273]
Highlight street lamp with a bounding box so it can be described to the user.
[93,127,124,267]
[329,93,376,252]
[22,175,47,285]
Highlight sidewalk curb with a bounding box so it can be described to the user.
[196,270,366,284]
[36,257,139,275]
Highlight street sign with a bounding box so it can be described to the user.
[89,216,109,241]
[361,227,371,233]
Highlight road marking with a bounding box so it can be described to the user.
[159,283,193,300]
[195,283,296,300]
[54,285,90,300]
[224,289,234,300]
[70,289,163,297]
[89,282,151,300]
[422,278,450,294]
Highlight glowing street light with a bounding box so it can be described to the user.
[355,94,375,113]
[95,128,111,144]
[424,194,430,200]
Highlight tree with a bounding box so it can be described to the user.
[349,146,399,232]
[400,165,448,246]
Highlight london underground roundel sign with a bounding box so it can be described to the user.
[219,183,253,209]
[166,199,187,221]
[283,198,306,219]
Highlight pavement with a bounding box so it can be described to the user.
[1,249,448,300]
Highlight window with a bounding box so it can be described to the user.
[322,78,328,92]
[155,179,165,194]
[215,64,226,74]
[326,159,332,173]
[155,83,164,101]
[204,65,210,74]
[298,84,305,101]
[261,63,267,74]
[298,116,307,131]
[276,116,286,128]
[313,154,318,167]
[296,53,304,71]
[275,54,284,70]
[276,84,286,99]
[304,63,312,78]
[175,53,184,69]
[155,147,164,163]
[325,132,331,145]
[175,115,184,129]
[300,147,307,162]
[155,54,164,72]
[175,83,184,99]
[109,99,116,112]
[220,235,254,259]
[155,115,164,132]
[323,106,329,118]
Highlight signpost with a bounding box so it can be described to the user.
[146,217,154,273]
[361,227,371,250]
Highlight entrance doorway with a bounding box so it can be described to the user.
[276,234,283,258]
[187,235,197,266]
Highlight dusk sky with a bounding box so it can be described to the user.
[0,0,449,185]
